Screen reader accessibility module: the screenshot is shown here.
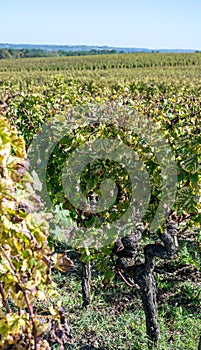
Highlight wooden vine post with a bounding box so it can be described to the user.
[81,261,92,307]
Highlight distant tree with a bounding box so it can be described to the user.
[0,49,11,59]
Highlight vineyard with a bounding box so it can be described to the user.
[0,52,200,350]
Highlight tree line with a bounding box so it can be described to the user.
[0,48,117,59]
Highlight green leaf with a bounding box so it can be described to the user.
[181,154,200,174]
[176,187,198,213]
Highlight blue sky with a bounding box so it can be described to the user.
[1,0,201,50]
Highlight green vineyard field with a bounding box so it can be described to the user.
[0,52,200,349]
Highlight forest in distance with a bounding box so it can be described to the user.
[0,48,118,59]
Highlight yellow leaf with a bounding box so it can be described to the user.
[49,305,57,316]
[36,322,51,336]
[12,136,26,158]
[36,290,46,300]
[54,253,75,272]
[12,291,27,308]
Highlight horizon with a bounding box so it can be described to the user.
[0,42,199,51]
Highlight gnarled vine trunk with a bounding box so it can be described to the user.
[114,220,178,349]
[134,265,160,349]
